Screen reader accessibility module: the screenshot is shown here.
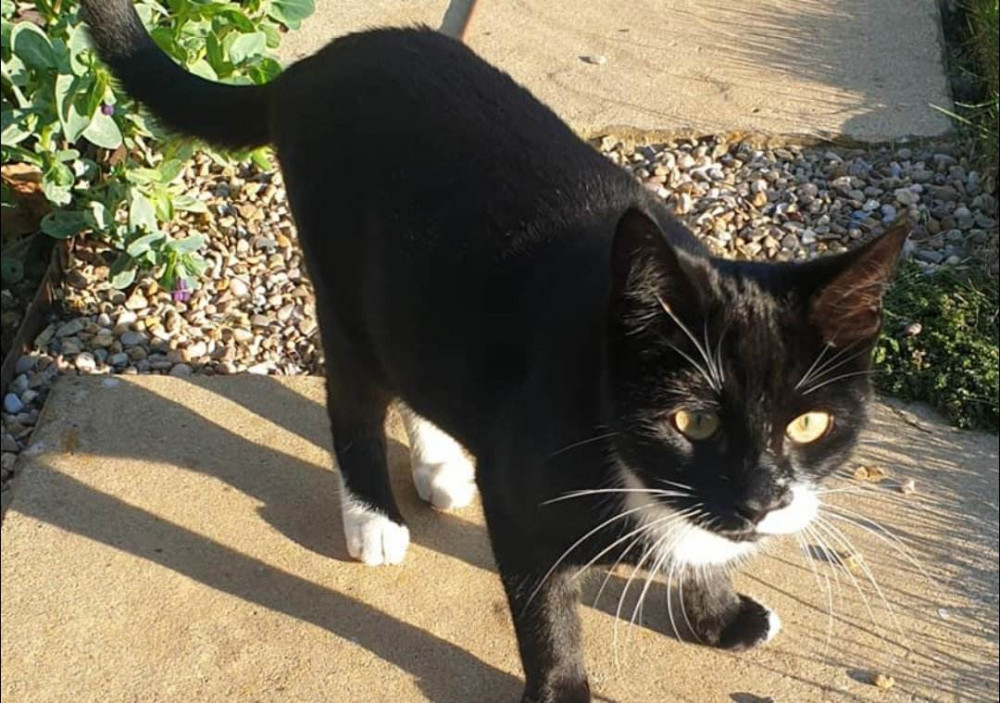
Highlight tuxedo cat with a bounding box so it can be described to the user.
[80,3,907,700]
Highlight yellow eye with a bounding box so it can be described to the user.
[786,412,832,444]
[673,410,720,441]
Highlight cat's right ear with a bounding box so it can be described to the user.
[610,208,704,320]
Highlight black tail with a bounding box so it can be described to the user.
[80,0,271,149]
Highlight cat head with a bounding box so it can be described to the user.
[606,208,908,560]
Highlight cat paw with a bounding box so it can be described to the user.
[412,459,476,510]
[340,490,410,566]
[716,595,781,651]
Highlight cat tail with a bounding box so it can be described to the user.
[79,0,271,149]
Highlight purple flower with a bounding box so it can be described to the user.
[171,278,191,303]
[101,104,115,116]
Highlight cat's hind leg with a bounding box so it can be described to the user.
[326,358,410,566]
[398,403,476,510]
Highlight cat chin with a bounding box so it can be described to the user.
[754,483,819,536]
[618,466,759,567]
[617,467,818,568]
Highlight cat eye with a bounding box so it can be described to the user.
[786,412,832,444]
[673,410,721,441]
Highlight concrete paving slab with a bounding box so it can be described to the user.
[2,376,997,702]
[277,0,954,142]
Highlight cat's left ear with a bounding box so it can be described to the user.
[610,208,706,310]
[807,221,911,347]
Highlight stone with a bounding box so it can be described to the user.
[14,356,37,375]
[56,318,87,338]
[74,353,97,373]
[3,394,25,415]
[120,331,147,348]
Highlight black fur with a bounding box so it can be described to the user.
[80,4,907,700]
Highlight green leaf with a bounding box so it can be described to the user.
[228,31,267,64]
[268,0,315,30]
[157,159,185,184]
[180,252,210,278]
[109,253,138,290]
[128,191,158,232]
[88,201,111,231]
[3,54,30,90]
[150,184,174,221]
[250,147,274,171]
[166,233,206,254]
[67,24,93,76]
[172,194,208,213]
[1,108,31,145]
[54,73,94,142]
[41,159,75,206]
[125,167,163,185]
[82,111,123,149]
[41,210,93,239]
[189,58,217,81]
[1,256,25,285]
[126,231,166,257]
[63,103,93,143]
[11,22,55,71]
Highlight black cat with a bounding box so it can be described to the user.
[80,3,908,701]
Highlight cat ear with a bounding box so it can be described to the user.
[807,221,910,347]
[611,208,704,316]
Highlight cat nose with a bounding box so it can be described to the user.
[734,490,793,524]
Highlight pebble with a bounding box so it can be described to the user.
[15,355,37,375]
[75,352,97,373]
[1,434,18,453]
[3,394,25,415]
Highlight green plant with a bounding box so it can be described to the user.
[0,0,314,292]
[875,262,999,432]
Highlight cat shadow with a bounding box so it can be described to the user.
[582,570,698,643]
[10,375,522,703]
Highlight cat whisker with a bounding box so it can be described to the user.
[796,338,867,391]
[575,508,697,585]
[676,567,703,644]
[801,369,886,395]
[523,504,657,612]
[796,529,834,655]
[655,478,696,492]
[589,505,703,610]
[796,342,834,391]
[820,507,931,592]
[812,518,906,645]
[542,487,691,506]
[545,431,620,459]
[613,523,680,665]
[655,295,722,392]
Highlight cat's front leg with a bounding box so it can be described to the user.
[497,563,592,703]
[681,569,781,651]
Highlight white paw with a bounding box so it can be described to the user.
[399,403,476,511]
[763,607,782,644]
[340,482,410,566]
[412,460,477,510]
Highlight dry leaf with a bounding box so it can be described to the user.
[852,465,887,482]
[872,673,895,690]
[843,552,864,575]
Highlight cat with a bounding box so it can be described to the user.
[80,2,908,701]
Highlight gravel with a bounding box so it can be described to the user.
[1,137,996,492]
